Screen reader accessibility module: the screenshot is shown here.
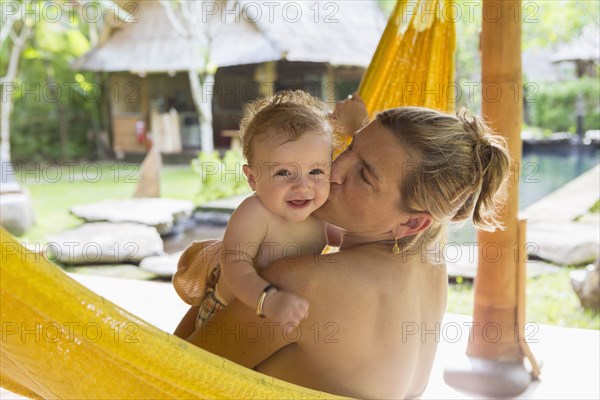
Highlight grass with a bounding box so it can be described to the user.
[16,161,200,245]
[12,161,600,330]
[448,268,599,330]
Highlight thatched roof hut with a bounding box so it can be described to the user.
[76,0,385,155]
[75,0,385,72]
[551,25,600,78]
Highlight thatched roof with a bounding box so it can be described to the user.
[75,0,386,73]
[551,25,600,64]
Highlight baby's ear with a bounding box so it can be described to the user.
[243,164,257,191]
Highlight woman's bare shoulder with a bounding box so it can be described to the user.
[262,244,439,296]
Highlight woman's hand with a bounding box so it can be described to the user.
[331,92,369,136]
[263,290,309,328]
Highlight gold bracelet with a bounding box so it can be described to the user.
[256,284,279,318]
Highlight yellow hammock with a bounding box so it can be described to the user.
[0,1,455,398]
[359,0,456,114]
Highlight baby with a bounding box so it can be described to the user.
[197,91,333,327]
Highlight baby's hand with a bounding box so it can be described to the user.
[331,92,369,135]
[262,290,309,327]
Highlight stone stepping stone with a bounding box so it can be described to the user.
[139,251,184,277]
[198,194,249,213]
[70,198,194,235]
[47,222,163,265]
[570,261,599,312]
[0,189,35,236]
[523,165,599,224]
[527,223,599,266]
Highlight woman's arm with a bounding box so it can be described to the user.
[173,306,199,339]
[187,299,295,369]
[185,252,329,368]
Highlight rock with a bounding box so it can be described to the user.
[139,251,183,277]
[70,198,194,235]
[585,130,600,144]
[527,223,599,265]
[522,165,599,224]
[192,211,231,226]
[199,194,249,214]
[0,189,35,236]
[47,223,163,265]
[570,261,600,312]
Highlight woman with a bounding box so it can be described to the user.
[175,94,511,399]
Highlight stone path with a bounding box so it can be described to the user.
[198,194,248,212]
[47,222,163,264]
[70,198,194,235]
[523,165,599,266]
[523,165,599,224]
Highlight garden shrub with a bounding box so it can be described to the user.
[191,149,251,203]
[530,77,600,134]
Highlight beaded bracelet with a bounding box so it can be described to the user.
[256,284,279,318]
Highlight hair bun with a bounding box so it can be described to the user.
[456,107,489,149]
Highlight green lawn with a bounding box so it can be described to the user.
[448,270,599,330]
[17,162,200,244]
[13,161,599,330]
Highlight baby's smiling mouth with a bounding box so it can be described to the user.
[287,199,311,208]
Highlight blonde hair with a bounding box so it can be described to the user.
[376,107,511,250]
[239,90,333,161]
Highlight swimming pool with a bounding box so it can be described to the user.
[448,143,600,243]
[519,143,600,209]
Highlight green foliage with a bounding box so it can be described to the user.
[10,65,100,162]
[447,266,600,330]
[3,1,106,163]
[521,1,599,50]
[16,163,200,244]
[191,150,251,203]
[530,78,600,133]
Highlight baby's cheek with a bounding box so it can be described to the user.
[318,182,331,204]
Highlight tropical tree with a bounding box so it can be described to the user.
[0,0,131,163]
[376,0,600,112]
[159,0,219,152]
[1,0,32,164]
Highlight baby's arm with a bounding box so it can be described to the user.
[221,197,309,325]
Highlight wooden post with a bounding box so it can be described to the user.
[254,61,278,97]
[444,1,538,396]
[468,0,524,363]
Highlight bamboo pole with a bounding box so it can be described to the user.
[467,0,524,362]
[445,1,538,396]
